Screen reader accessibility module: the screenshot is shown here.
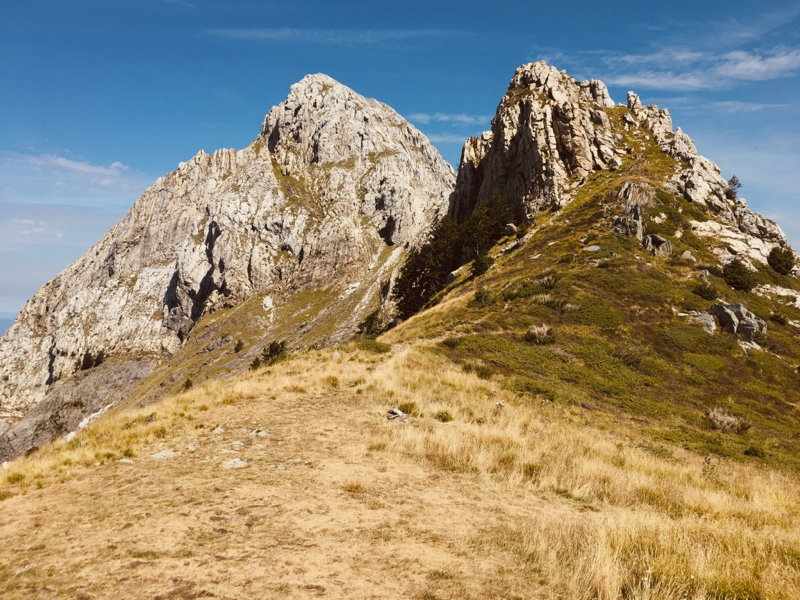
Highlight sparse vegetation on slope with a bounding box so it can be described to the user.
[2,346,799,598]
[385,133,800,473]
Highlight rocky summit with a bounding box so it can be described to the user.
[0,74,454,460]
[450,62,788,264]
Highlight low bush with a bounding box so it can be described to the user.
[767,246,797,276]
[435,410,453,423]
[707,406,751,434]
[471,254,494,277]
[723,259,756,292]
[770,313,789,326]
[468,287,498,308]
[357,339,392,354]
[692,283,718,301]
[524,323,554,345]
[262,340,287,365]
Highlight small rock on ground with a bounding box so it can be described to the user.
[223,458,248,469]
[151,450,176,460]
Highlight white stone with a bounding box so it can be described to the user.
[223,458,247,469]
[151,450,176,460]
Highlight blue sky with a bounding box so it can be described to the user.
[2,0,800,319]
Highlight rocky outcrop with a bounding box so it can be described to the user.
[448,62,790,277]
[0,75,454,438]
[613,182,652,240]
[0,359,156,461]
[709,303,767,341]
[449,62,623,222]
[642,234,672,258]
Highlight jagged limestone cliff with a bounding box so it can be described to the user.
[449,61,790,268]
[0,74,454,458]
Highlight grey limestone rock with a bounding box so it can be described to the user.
[0,74,455,457]
[709,302,767,341]
[449,61,621,222]
[642,234,673,257]
[691,312,717,334]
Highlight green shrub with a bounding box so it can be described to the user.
[234,339,244,353]
[6,472,24,484]
[744,445,765,458]
[393,195,519,319]
[767,246,797,276]
[723,259,756,292]
[471,253,494,277]
[692,283,718,301]
[468,287,498,308]
[442,337,460,349]
[435,410,453,423]
[725,175,741,200]
[357,339,392,354]
[613,344,646,368]
[770,313,789,326]
[183,378,193,390]
[262,340,287,365]
[357,308,385,338]
[568,296,623,328]
[524,323,554,345]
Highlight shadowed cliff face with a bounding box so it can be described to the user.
[0,74,454,457]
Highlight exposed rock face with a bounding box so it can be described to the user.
[0,360,156,462]
[613,182,651,240]
[709,303,767,341]
[690,312,717,335]
[449,62,622,222]
[448,61,790,273]
[0,74,454,436]
[642,234,673,257]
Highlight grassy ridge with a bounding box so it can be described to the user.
[2,345,799,598]
[385,126,800,472]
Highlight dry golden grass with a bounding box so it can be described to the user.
[1,343,799,598]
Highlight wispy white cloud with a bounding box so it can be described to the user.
[709,4,800,46]
[602,46,800,90]
[12,219,47,236]
[709,100,787,113]
[605,70,714,91]
[716,47,800,80]
[0,151,150,209]
[205,28,464,45]
[408,112,490,126]
[425,134,469,144]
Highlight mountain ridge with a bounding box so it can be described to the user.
[1,61,800,599]
[1,61,797,465]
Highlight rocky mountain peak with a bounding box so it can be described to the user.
[449,61,789,267]
[0,74,454,459]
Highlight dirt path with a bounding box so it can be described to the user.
[0,380,560,600]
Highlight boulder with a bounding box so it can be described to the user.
[691,312,717,334]
[642,234,672,257]
[709,302,766,341]
[709,303,739,334]
[504,223,518,237]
